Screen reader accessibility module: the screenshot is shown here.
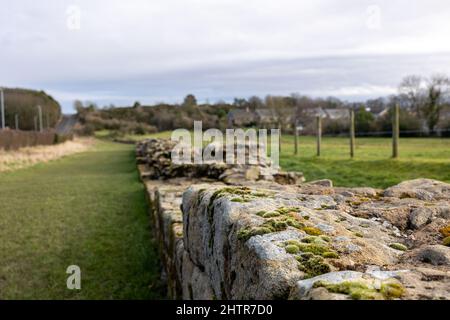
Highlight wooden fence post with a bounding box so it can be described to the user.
[15,114,19,130]
[278,126,282,155]
[316,116,321,157]
[350,108,355,158]
[294,123,299,155]
[392,103,399,158]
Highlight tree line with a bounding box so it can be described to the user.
[2,88,62,131]
[74,74,450,136]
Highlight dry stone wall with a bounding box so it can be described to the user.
[137,138,450,300]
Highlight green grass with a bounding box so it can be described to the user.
[0,140,164,299]
[95,130,173,141]
[121,131,450,188]
[279,136,450,188]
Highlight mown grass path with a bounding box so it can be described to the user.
[0,141,163,299]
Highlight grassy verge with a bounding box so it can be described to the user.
[0,138,94,173]
[118,131,450,188]
[0,140,164,299]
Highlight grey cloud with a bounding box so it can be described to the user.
[1,1,450,112]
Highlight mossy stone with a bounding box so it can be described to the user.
[389,243,408,251]
[323,251,339,259]
[285,239,302,247]
[262,212,280,218]
[298,256,331,278]
[314,279,404,300]
[285,244,300,254]
[439,225,450,237]
[303,226,323,236]
[443,236,450,247]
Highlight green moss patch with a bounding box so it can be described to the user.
[297,255,331,278]
[283,235,339,278]
[389,243,408,251]
[209,187,272,207]
[443,236,450,247]
[313,279,404,300]
[303,226,323,236]
[285,244,300,254]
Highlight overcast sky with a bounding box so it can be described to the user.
[1,0,450,113]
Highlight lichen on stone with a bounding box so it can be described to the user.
[389,243,408,251]
[439,225,450,238]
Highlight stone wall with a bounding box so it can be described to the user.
[137,139,450,300]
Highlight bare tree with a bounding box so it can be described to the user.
[424,74,450,132]
[399,75,424,114]
[399,74,450,132]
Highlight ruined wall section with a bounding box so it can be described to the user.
[137,139,450,300]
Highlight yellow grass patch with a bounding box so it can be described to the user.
[0,138,95,172]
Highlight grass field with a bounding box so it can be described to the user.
[118,131,450,189]
[279,136,450,188]
[0,140,164,299]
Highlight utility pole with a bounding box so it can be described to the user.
[1,87,5,130]
[37,105,43,132]
[350,108,355,158]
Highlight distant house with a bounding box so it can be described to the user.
[302,107,349,120]
[303,107,327,119]
[256,107,297,128]
[440,106,450,121]
[324,108,349,120]
[367,106,389,118]
[255,109,277,126]
[227,108,257,127]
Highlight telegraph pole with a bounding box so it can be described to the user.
[37,105,43,132]
[1,87,5,130]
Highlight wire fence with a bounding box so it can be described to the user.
[322,128,450,137]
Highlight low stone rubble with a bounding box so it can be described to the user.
[137,138,450,300]
[136,138,304,184]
